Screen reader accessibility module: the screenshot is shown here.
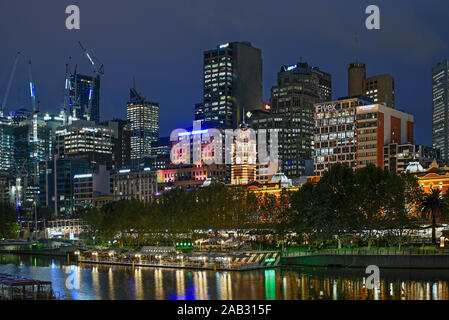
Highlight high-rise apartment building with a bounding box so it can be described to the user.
[127,88,159,166]
[348,63,395,108]
[251,61,331,178]
[314,98,414,175]
[432,60,449,163]
[201,42,262,129]
[69,74,100,123]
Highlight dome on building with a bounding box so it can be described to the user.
[270,172,293,188]
[201,178,212,187]
[405,161,424,173]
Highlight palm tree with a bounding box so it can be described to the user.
[421,188,443,244]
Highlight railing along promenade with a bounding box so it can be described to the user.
[282,248,449,258]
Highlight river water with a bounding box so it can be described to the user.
[0,254,448,300]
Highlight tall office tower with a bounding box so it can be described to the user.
[101,119,131,169]
[432,60,449,163]
[202,42,262,129]
[194,103,204,122]
[127,88,159,167]
[39,157,90,216]
[69,74,100,123]
[314,98,414,176]
[14,116,52,183]
[348,63,395,108]
[56,120,114,165]
[252,61,331,178]
[0,118,14,173]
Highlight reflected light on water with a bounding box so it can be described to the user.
[2,254,449,300]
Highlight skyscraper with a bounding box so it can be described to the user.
[348,63,395,108]
[251,61,331,178]
[432,60,449,163]
[69,74,100,123]
[126,88,159,167]
[201,42,262,129]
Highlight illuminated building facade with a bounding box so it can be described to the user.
[157,163,228,190]
[112,169,157,203]
[127,88,159,166]
[201,42,262,129]
[168,127,230,187]
[314,98,414,175]
[432,60,449,163]
[231,125,257,185]
[410,160,449,194]
[56,120,114,165]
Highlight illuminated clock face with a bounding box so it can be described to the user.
[236,157,241,164]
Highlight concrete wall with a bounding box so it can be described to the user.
[282,254,449,269]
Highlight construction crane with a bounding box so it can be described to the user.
[60,56,73,124]
[28,59,38,113]
[78,41,104,121]
[1,52,21,117]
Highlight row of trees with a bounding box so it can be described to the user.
[0,203,20,239]
[74,164,449,248]
[291,164,449,247]
[82,184,294,247]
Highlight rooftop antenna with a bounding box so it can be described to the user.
[355,29,359,63]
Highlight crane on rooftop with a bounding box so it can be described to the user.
[1,52,21,118]
[78,41,104,121]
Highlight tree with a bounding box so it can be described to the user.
[0,203,19,239]
[421,188,444,244]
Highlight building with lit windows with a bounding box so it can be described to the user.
[0,117,14,173]
[348,62,395,108]
[126,88,159,167]
[314,97,414,175]
[169,126,231,186]
[231,124,257,185]
[432,60,449,163]
[55,120,114,165]
[112,169,158,203]
[409,160,449,194]
[39,158,90,216]
[251,61,331,178]
[384,143,442,173]
[73,165,111,210]
[201,42,262,129]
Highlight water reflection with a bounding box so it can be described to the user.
[0,253,449,300]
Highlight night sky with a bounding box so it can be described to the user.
[1,0,449,145]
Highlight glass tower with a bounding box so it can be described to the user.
[432,60,449,163]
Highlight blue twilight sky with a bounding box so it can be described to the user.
[0,0,448,145]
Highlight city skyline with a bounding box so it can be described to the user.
[1,1,449,145]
